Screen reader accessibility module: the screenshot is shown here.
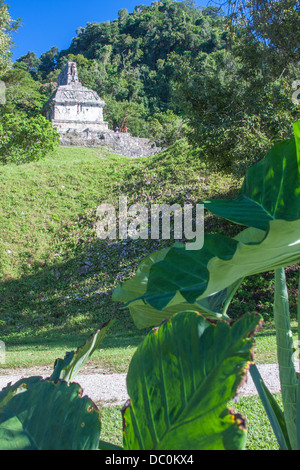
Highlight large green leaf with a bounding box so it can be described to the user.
[50,320,115,383]
[123,311,262,450]
[0,325,114,450]
[0,380,101,450]
[273,267,298,449]
[0,377,43,409]
[249,364,291,450]
[203,121,300,230]
[113,235,246,328]
[118,285,240,329]
[114,220,299,326]
[113,244,240,328]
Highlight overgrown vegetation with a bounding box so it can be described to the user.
[102,394,283,450]
[0,0,20,76]
[0,313,262,450]
[0,125,299,450]
[0,144,240,341]
[0,0,298,171]
[0,143,297,342]
[0,114,59,164]
[0,0,299,451]
[0,2,59,165]
[114,122,300,449]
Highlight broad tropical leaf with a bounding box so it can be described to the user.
[0,380,101,450]
[50,320,115,383]
[113,250,240,328]
[123,311,262,450]
[114,220,299,327]
[113,234,246,328]
[249,364,291,450]
[0,377,43,408]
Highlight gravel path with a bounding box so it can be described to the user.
[238,363,280,397]
[0,363,281,406]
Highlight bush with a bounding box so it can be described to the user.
[0,113,60,164]
[146,110,188,147]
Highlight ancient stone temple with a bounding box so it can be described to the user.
[43,62,109,133]
[43,61,162,158]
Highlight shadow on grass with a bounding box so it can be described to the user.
[1,232,298,348]
[0,174,244,348]
[0,236,161,347]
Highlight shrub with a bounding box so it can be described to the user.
[0,113,60,165]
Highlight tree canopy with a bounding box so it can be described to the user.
[0,1,20,75]
[3,0,300,170]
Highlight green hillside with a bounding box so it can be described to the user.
[0,143,240,336]
[0,142,240,371]
[0,143,298,371]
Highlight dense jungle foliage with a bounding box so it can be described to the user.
[1,0,300,169]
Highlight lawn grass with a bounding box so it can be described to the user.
[100,405,123,448]
[228,394,281,450]
[0,318,296,373]
[0,329,144,373]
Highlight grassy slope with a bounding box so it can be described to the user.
[0,142,298,373]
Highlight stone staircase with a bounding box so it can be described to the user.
[59,130,162,158]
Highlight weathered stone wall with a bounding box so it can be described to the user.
[52,119,109,134]
[54,103,104,122]
[59,130,162,158]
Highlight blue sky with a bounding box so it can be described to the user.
[9,0,209,62]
